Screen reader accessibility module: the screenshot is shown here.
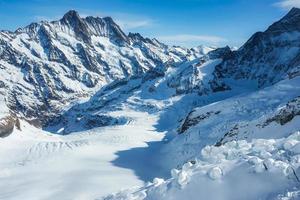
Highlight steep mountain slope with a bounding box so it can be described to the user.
[210,7,300,91]
[0,10,206,127]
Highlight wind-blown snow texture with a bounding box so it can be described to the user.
[1,7,300,200]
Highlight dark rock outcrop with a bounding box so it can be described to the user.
[210,8,300,91]
[178,110,221,134]
[0,115,20,138]
[264,96,300,126]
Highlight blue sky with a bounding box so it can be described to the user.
[0,0,299,47]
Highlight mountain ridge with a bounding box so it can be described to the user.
[0,10,208,127]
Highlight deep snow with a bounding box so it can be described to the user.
[105,131,300,200]
[0,109,167,200]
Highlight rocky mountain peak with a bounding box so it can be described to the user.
[128,32,154,44]
[211,7,300,92]
[284,7,300,19]
[61,10,82,24]
[83,14,129,44]
[60,10,91,43]
[102,16,114,23]
[12,10,133,45]
[266,7,300,33]
[207,46,232,60]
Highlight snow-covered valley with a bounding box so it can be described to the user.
[0,109,167,200]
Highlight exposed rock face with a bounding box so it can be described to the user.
[46,113,126,135]
[266,7,300,33]
[210,8,300,91]
[179,110,221,134]
[264,96,300,126]
[215,96,300,146]
[207,46,233,60]
[0,115,20,138]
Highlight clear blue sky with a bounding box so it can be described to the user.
[0,0,298,47]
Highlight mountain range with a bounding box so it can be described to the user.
[0,7,300,200]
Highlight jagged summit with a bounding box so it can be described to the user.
[128,32,157,45]
[13,10,129,43]
[60,10,91,43]
[102,16,115,23]
[266,7,300,33]
[60,10,129,43]
[283,7,300,19]
[61,10,81,22]
[127,32,165,48]
[210,7,300,93]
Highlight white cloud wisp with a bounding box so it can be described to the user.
[274,0,300,10]
[158,34,226,44]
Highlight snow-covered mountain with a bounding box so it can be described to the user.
[0,10,209,128]
[1,7,300,200]
[210,7,300,90]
